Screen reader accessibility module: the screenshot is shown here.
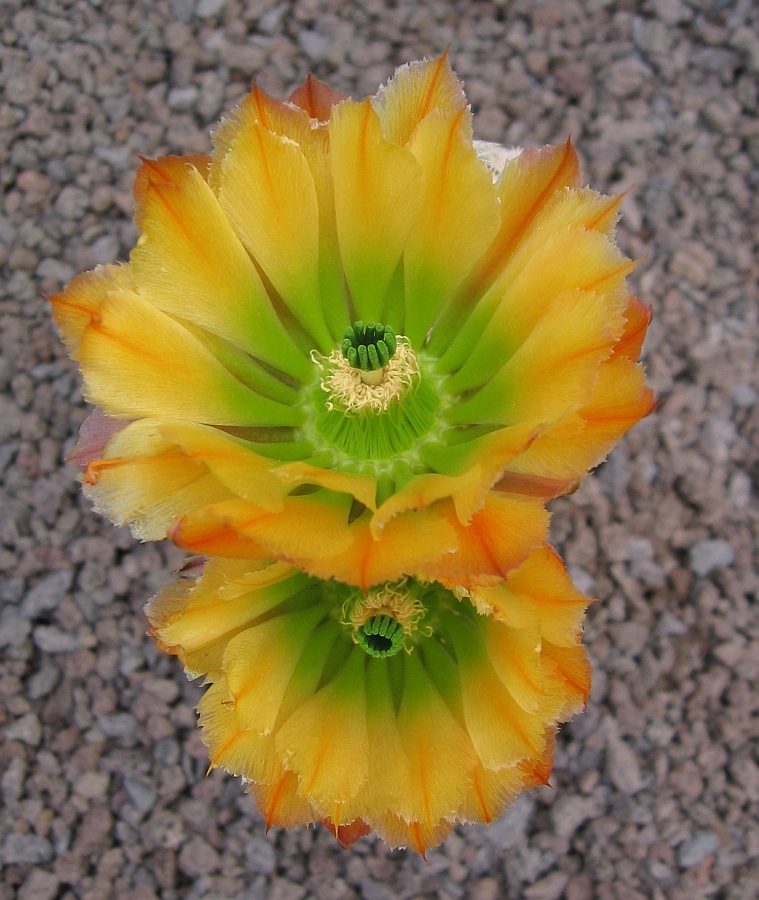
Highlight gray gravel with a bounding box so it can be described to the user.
[1,0,758,899]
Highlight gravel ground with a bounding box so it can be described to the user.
[1,0,758,898]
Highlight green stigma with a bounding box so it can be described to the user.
[342,322,397,372]
[356,614,405,658]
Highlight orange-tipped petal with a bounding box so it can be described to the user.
[447,288,626,426]
[298,507,457,590]
[130,155,310,382]
[172,494,355,564]
[429,138,581,356]
[541,641,592,716]
[612,295,652,361]
[249,771,320,830]
[78,287,301,427]
[275,648,369,811]
[479,545,591,647]
[372,53,466,147]
[49,263,133,359]
[419,495,549,588]
[81,420,234,541]
[330,98,423,324]
[403,108,500,346]
[396,651,478,829]
[217,116,332,351]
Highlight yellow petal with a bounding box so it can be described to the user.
[218,118,332,351]
[502,356,654,484]
[612,295,651,362]
[225,605,326,735]
[458,763,527,826]
[274,461,377,512]
[339,659,411,824]
[372,54,466,147]
[155,562,310,678]
[397,651,477,828]
[372,813,453,856]
[443,225,634,389]
[450,618,548,770]
[418,495,549,588]
[275,648,369,811]
[213,82,350,344]
[447,288,625,426]
[299,507,457,590]
[82,419,232,541]
[198,679,284,785]
[78,287,301,427]
[370,469,484,538]
[130,156,311,382]
[330,98,423,324]
[487,545,591,647]
[429,139,581,356]
[173,493,356,563]
[419,420,541,522]
[403,108,500,346]
[49,264,133,360]
[541,640,592,717]
[484,619,546,714]
[168,504,271,559]
[249,771,319,830]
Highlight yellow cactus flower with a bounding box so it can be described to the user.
[146,544,591,854]
[51,55,652,590]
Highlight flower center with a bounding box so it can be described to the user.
[344,580,428,657]
[308,330,440,462]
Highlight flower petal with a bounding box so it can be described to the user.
[289,73,347,122]
[82,420,233,541]
[78,287,302,426]
[249,771,319,830]
[541,641,592,716]
[275,647,369,812]
[612,295,652,361]
[372,813,453,856]
[441,224,634,388]
[372,54,466,147]
[218,118,332,351]
[480,545,591,647]
[418,495,549,588]
[150,561,310,678]
[67,408,129,467]
[446,288,626,426]
[298,508,457,590]
[49,264,133,359]
[130,156,311,382]
[403,109,500,346]
[428,139,581,356]
[501,356,654,485]
[449,616,549,770]
[396,651,477,828]
[330,98,423,324]
[225,605,327,735]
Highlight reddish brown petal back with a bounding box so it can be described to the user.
[289,73,347,122]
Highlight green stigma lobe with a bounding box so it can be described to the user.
[357,614,405,658]
[342,321,397,371]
